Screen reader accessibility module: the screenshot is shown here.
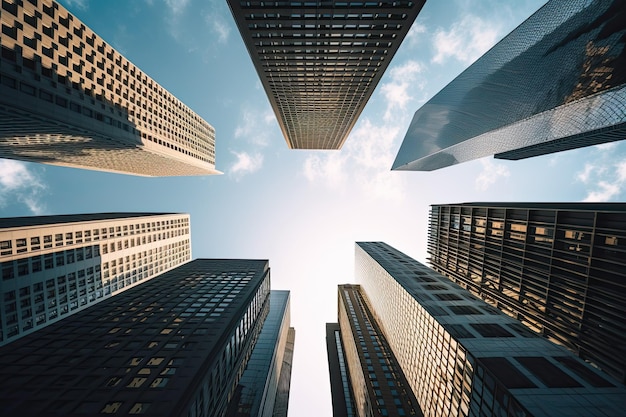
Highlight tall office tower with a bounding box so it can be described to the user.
[354,242,626,416]
[227,290,295,417]
[326,323,355,417]
[227,0,425,150]
[392,0,626,171]
[0,0,219,176]
[427,202,626,384]
[327,284,423,417]
[0,259,271,417]
[0,213,191,346]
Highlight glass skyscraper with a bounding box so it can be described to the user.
[0,258,276,417]
[0,212,191,346]
[227,0,425,150]
[393,0,626,171]
[328,284,422,417]
[227,290,295,417]
[427,202,626,384]
[346,242,626,417]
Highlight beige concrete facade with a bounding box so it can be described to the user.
[0,0,219,176]
[0,213,191,345]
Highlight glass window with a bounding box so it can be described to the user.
[101,402,122,414]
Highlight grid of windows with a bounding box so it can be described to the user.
[428,203,626,384]
[0,259,271,417]
[338,284,422,417]
[392,0,626,171]
[227,0,425,150]
[0,213,191,345]
[0,0,218,176]
[355,242,626,417]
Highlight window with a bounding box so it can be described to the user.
[41,255,53,270]
[33,257,41,272]
[101,402,122,414]
[126,377,146,388]
[2,264,14,280]
[129,403,150,414]
[17,260,29,276]
[0,240,12,255]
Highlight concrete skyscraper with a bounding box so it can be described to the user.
[393,0,626,171]
[227,0,425,150]
[0,0,219,176]
[0,258,277,417]
[0,212,191,346]
[428,202,626,384]
[339,242,626,417]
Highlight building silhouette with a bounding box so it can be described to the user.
[427,202,626,384]
[0,212,191,346]
[327,284,423,417]
[0,0,219,176]
[0,258,278,417]
[227,0,425,150]
[227,290,295,417]
[347,242,626,416]
[393,0,626,171]
[326,322,354,417]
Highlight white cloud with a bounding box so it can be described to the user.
[617,160,626,182]
[595,142,619,151]
[63,0,88,10]
[0,160,47,214]
[302,119,406,202]
[229,151,263,179]
[575,146,626,201]
[380,60,424,122]
[576,163,594,184]
[432,15,501,64]
[163,0,189,15]
[405,22,427,47]
[302,152,348,190]
[475,158,510,191]
[205,13,231,44]
[582,181,620,202]
[234,107,276,147]
[161,0,191,41]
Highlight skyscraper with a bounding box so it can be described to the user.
[328,284,423,417]
[0,0,219,176]
[392,0,626,171]
[227,290,295,417]
[351,242,626,416]
[227,0,425,150]
[427,202,626,384]
[0,258,272,417]
[0,212,191,346]
[326,322,355,417]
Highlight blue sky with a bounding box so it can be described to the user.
[2,0,626,415]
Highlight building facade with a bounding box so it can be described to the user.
[427,202,626,384]
[326,322,355,417]
[328,284,423,417]
[0,258,271,417]
[227,290,295,417]
[0,0,219,176]
[227,0,425,150]
[355,242,626,417]
[0,212,191,345]
[392,0,626,171]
